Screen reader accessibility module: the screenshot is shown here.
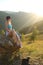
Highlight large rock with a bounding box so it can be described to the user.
[0,35,21,65]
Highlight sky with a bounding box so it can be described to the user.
[0,0,43,16]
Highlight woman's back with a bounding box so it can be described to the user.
[7,24,12,30]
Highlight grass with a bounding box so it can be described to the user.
[20,34,43,59]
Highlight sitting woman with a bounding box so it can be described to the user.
[5,16,12,36]
[5,16,22,48]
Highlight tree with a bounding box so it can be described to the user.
[21,33,25,41]
[30,26,39,42]
[0,30,5,35]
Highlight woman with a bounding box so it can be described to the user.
[5,16,12,36]
[5,16,22,48]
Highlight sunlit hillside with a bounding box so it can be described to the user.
[0,11,41,31]
[18,30,43,65]
[0,11,43,65]
[20,19,43,34]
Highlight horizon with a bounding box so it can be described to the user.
[0,0,43,16]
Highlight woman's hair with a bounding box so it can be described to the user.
[6,16,11,20]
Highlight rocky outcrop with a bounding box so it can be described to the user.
[0,35,21,65]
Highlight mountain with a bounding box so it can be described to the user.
[0,11,40,31]
[19,19,43,34]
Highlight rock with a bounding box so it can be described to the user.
[0,34,20,65]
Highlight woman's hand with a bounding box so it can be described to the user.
[6,28,10,32]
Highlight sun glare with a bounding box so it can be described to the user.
[0,0,43,16]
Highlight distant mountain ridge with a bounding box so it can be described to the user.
[0,11,40,31]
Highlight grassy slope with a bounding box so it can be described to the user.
[21,41,43,57]
[20,34,43,59]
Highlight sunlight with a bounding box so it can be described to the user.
[0,0,43,16]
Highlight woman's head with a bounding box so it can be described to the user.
[6,16,12,23]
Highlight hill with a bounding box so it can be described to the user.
[0,11,43,65]
[19,19,43,34]
[0,11,40,31]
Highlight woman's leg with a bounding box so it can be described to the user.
[12,30,18,43]
[6,31,9,37]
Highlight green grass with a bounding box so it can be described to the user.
[20,34,43,59]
